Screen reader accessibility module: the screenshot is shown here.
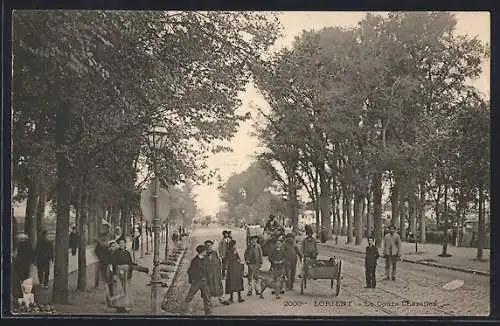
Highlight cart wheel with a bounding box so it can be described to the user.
[300,279,304,294]
[335,260,342,296]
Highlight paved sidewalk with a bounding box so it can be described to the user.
[316,235,490,276]
[49,234,189,314]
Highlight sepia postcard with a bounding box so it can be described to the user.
[8,10,490,318]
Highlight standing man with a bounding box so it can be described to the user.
[269,236,286,299]
[284,233,302,291]
[301,225,318,277]
[244,235,263,296]
[204,240,230,305]
[365,236,379,288]
[69,226,79,256]
[34,230,53,289]
[218,231,231,278]
[383,225,402,281]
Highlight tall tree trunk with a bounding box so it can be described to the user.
[372,172,383,248]
[25,179,38,247]
[419,183,426,243]
[400,199,407,240]
[441,184,449,256]
[346,188,353,244]
[36,180,46,238]
[409,190,417,238]
[287,174,299,229]
[341,191,347,236]
[354,191,364,245]
[335,190,341,235]
[77,181,88,291]
[314,201,320,235]
[362,197,367,236]
[319,171,332,239]
[366,187,372,237]
[52,107,72,304]
[330,175,337,234]
[390,173,400,229]
[476,185,485,260]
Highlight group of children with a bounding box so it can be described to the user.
[181,226,320,315]
[94,236,148,312]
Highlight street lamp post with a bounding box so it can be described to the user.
[148,127,169,314]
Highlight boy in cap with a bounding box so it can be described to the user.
[365,236,379,288]
[383,225,402,280]
[284,233,302,290]
[244,235,263,296]
[181,244,211,315]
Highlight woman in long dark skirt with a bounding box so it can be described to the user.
[225,240,245,303]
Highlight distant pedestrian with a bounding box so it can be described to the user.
[180,244,211,315]
[383,225,401,281]
[35,230,54,289]
[178,226,183,238]
[204,240,229,305]
[172,232,180,244]
[365,236,379,288]
[244,235,263,296]
[218,230,231,278]
[284,233,302,290]
[269,236,286,299]
[225,240,245,303]
[69,226,79,256]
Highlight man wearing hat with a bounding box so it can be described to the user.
[218,231,231,278]
[204,240,230,305]
[284,233,302,290]
[383,225,402,281]
[269,235,286,299]
[244,235,263,296]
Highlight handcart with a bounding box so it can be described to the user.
[299,257,342,296]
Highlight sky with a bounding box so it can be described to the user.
[194,11,491,217]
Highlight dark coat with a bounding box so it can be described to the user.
[111,248,135,279]
[284,240,303,263]
[244,243,263,265]
[225,249,244,293]
[69,231,79,249]
[301,236,318,258]
[269,245,286,265]
[35,239,54,265]
[14,241,34,281]
[205,251,224,297]
[187,255,208,284]
[95,241,112,264]
[365,245,380,266]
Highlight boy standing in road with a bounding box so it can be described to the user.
[284,233,302,291]
[244,235,263,296]
[365,236,379,288]
[180,245,211,315]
